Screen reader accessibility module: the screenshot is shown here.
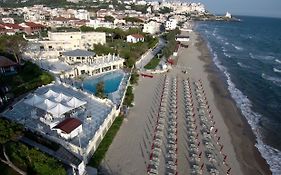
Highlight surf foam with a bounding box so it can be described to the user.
[206,42,281,175]
[273,68,281,73]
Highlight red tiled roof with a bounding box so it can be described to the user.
[130,34,144,39]
[53,16,68,21]
[25,22,45,28]
[0,56,17,67]
[54,118,82,134]
[1,23,23,29]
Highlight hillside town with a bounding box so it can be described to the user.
[0,0,236,175]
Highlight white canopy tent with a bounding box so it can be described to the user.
[65,97,87,108]
[53,93,72,103]
[47,103,74,117]
[42,89,59,99]
[35,99,57,111]
[24,94,45,106]
[24,91,87,118]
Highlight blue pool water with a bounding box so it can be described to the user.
[82,71,124,94]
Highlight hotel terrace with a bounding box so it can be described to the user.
[2,83,119,175]
[61,49,124,78]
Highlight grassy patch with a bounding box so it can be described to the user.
[89,116,124,168]
[144,57,161,69]
[123,86,134,107]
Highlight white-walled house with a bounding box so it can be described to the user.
[74,9,90,20]
[54,118,82,140]
[86,19,115,29]
[143,21,161,35]
[165,18,177,30]
[126,34,144,43]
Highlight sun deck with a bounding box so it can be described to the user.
[2,83,115,151]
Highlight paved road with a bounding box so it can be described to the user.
[136,38,166,70]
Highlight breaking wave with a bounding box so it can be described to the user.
[273,68,281,73]
[275,59,281,64]
[206,42,281,175]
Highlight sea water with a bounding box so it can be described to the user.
[196,16,281,174]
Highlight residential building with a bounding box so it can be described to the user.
[87,19,115,29]
[126,34,145,43]
[143,21,161,35]
[1,18,15,24]
[0,56,17,75]
[74,9,90,20]
[24,11,45,22]
[20,22,45,35]
[165,18,177,30]
[54,118,83,140]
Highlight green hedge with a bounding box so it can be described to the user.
[144,57,161,69]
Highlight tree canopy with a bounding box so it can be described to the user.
[159,7,173,14]
[123,16,143,23]
[96,81,106,99]
[104,15,115,23]
[0,34,27,63]
[6,142,66,175]
[0,119,23,145]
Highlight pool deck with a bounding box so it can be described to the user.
[2,83,113,149]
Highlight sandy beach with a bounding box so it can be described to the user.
[194,33,272,175]
[100,31,271,175]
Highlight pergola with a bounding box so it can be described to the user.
[24,89,87,117]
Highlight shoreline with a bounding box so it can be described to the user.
[195,32,272,175]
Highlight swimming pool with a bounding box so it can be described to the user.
[82,71,124,94]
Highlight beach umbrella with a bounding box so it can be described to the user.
[227,168,231,174]
[220,145,224,151]
[200,163,204,170]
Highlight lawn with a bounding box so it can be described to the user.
[88,116,124,168]
[144,57,161,69]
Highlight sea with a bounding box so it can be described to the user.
[195,16,281,174]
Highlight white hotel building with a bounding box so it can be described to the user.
[25,31,106,59]
[24,31,124,78]
[61,49,124,77]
